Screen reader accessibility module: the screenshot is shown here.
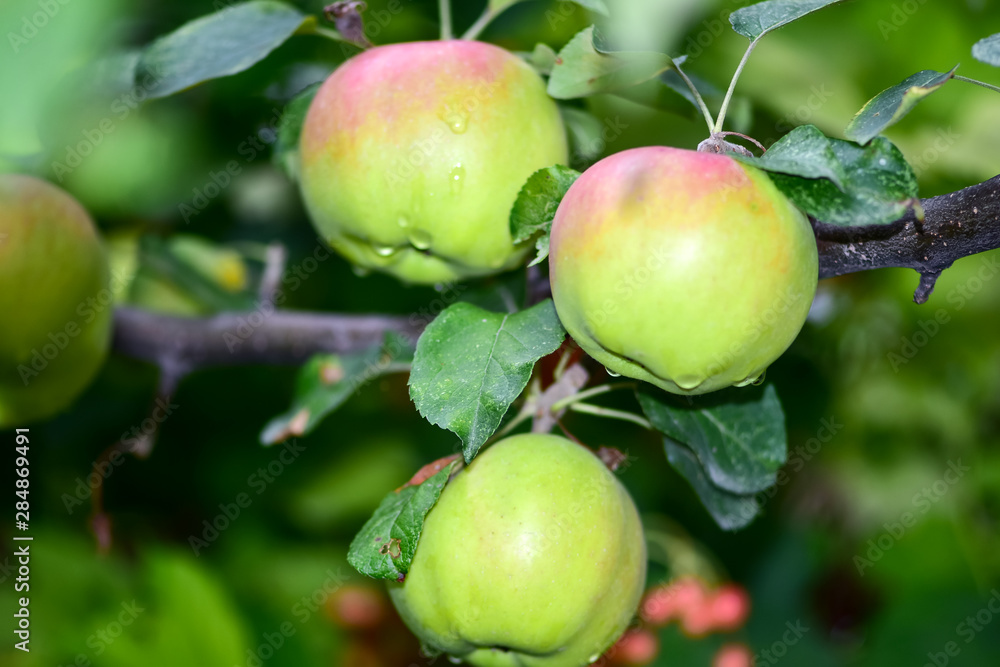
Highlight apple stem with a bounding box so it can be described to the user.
[568,402,653,430]
[439,0,453,40]
[550,383,636,412]
[673,63,716,135]
[954,75,1000,94]
[713,37,760,134]
[460,8,494,41]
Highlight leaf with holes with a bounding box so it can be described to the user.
[137,1,308,99]
[665,440,761,531]
[638,384,786,495]
[730,0,844,41]
[347,460,461,580]
[845,68,958,145]
[409,300,566,462]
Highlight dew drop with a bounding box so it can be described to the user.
[408,228,433,250]
[373,243,398,257]
[447,657,462,665]
[397,215,411,229]
[588,654,600,663]
[675,374,704,390]
[449,163,466,195]
[440,109,469,134]
[606,369,621,378]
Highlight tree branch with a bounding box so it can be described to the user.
[111,174,1000,375]
[813,174,1000,303]
[112,307,422,379]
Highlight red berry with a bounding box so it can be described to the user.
[708,585,751,631]
[610,629,659,666]
[713,642,753,667]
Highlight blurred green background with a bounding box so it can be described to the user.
[2,0,1000,665]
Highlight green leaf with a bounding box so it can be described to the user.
[744,125,846,187]
[136,1,308,99]
[973,33,1000,67]
[510,165,581,266]
[548,26,678,99]
[740,125,919,226]
[409,300,566,461]
[730,0,844,42]
[638,384,787,495]
[845,68,957,145]
[664,440,761,531]
[347,460,460,580]
[260,335,413,445]
[526,43,558,76]
[274,81,324,180]
[560,106,605,163]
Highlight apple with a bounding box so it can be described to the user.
[0,174,112,426]
[388,434,646,667]
[549,146,818,395]
[299,40,568,284]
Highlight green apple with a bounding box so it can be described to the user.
[299,40,568,284]
[388,434,646,667]
[549,146,818,395]
[0,174,112,426]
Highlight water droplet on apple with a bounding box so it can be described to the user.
[606,369,621,377]
[449,163,466,195]
[675,374,703,389]
[440,110,469,134]
[397,216,411,229]
[408,228,433,250]
[588,654,600,663]
[373,243,398,257]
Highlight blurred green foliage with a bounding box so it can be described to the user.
[2,0,1000,665]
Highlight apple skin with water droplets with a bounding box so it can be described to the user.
[549,146,818,396]
[299,40,568,284]
[388,434,646,667]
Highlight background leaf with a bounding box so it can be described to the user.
[548,26,678,99]
[664,440,761,531]
[973,33,1000,66]
[347,461,460,581]
[638,384,787,495]
[409,300,566,461]
[845,68,958,145]
[274,81,323,180]
[730,0,844,41]
[559,106,605,163]
[260,334,413,444]
[137,1,308,99]
[741,126,919,226]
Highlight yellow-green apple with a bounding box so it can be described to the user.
[549,147,818,395]
[0,174,112,426]
[299,40,568,284]
[388,434,646,667]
